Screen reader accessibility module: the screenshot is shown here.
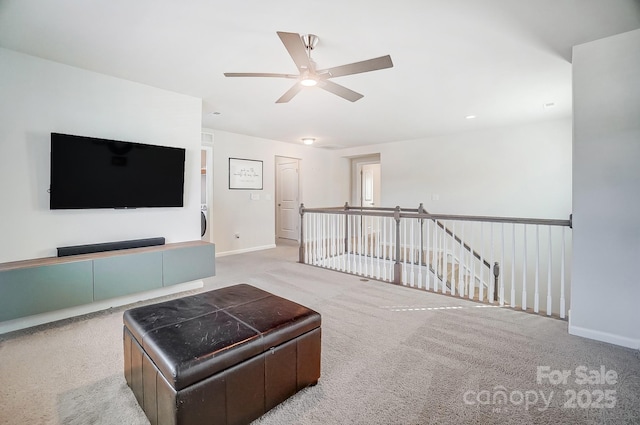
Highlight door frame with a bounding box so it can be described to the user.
[201,133,214,243]
[351,154,381,207]
[274,156,301,241]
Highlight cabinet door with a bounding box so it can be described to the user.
[93,252,162,301]
[163,244,215,286]
[0,262,93,322]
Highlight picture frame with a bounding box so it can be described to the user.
[229,157,263,190]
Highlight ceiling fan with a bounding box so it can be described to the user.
[224,31,393,103]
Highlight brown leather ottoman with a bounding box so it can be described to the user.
[123,284,321,425]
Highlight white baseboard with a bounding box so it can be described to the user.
[568,321,640,350]
[216,244,277,257]
[0,280,204,335]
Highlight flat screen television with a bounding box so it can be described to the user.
[50,133,186,209]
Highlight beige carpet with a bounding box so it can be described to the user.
[1,241,638,424]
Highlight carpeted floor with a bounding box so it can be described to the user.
[1,241,638,424]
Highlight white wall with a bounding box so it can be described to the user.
[205,130,349,255]
[0,48,202,263]
[570,29,640,349]
[341,118,572,219]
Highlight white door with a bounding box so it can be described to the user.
[358,163,381,207]
[276,158,300,240]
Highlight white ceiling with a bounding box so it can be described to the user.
[1,0,639,148]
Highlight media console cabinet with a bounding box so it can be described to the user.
[0,241,215,326]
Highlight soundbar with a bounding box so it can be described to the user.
[57,237,166,257]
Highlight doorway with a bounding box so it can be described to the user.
[275,156,300,241]
[351,154,381,207]
[201,133,214,242]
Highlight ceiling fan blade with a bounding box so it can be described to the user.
[318,55,393,78]
[276,83,304,103]
[224,72,298,79]
[277,31,312,72]
[318,80,364,102]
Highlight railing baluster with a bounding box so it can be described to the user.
[441,220,445,292]
[334,213,339,269]
[410,218,415,286]
[358,214,363,275]
[560,226,566,319]
[479,222,485,303]
[316,213,320,266]
[522,224,528,311]
[345,213,350,273]
[322,214,327,267]
[376,216,381,279]
[363,214,367,276]
[534,224,540,314]
[490,223,495,303]
[458,222,464,297]
[382,216,387,280]
[390,215,395,282]
[401,219,407,285]
[450,221,456,296]
[310,213,314,264]
[500,222,505,307]
[327,214,335,269]
[336,213,340,269]
[312,213,316,264]
[370,216,375,278]
[352,215,357,273]
[363,215,368,277]
[318,214,323,266]
[341,213,346,272]
[469,222,475,300]
[547,225,552,316]
[433,220,438,292]
[511,223,516,308]
[362,215,369,276]
[439,220,443,291]
[309,213,313,264]
[426,218,431,291]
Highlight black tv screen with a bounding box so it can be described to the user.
[50,133,186,209]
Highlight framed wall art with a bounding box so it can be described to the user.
[229,157,263,190]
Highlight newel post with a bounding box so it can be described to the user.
[299,203,305,264]
[393,206,402,285]
[493,262,500,302]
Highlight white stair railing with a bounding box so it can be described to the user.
[299,203,572,318]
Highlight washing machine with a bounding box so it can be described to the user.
[200,204,208,238]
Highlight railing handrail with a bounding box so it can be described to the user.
[301,206,572,228]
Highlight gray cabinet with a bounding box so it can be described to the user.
[0,241,215,323]
[94,251,163,301]
[0,262,93,322]
[163,243,216,286]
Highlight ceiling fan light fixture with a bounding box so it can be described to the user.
[300,77,317,87]
[302,138,315,145]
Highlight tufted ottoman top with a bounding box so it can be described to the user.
[123,284,321,390]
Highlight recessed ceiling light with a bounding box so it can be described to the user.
[302,138,315,145]
[465,115,476,120]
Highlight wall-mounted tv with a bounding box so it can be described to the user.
[50,133,186,209]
